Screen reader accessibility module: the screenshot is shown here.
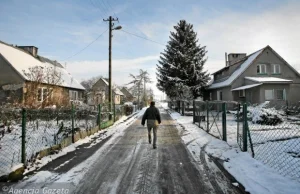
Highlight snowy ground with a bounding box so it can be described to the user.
[160,102,300,194]
[0,116,101,177]
[7,110,144,193]
[191,106,300,180]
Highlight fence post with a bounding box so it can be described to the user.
[222,103,227,141]
[237,103,240,144]
[21,108,26,164]
[242,103,248,151]
[71,102,75,143]
[182,101,185,115]
[206,101,209,132]
[193,100,195,123]
[98,104,101,130]
[113,103,116,122]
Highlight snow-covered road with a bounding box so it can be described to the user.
[3,108,243,194]
[72,109,241,194]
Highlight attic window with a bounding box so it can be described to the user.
[272,64,281,74]
[257,64,267,74]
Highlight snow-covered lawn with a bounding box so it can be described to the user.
[164,101,300,181]
[0,114,102,177]
[160,102,300,194]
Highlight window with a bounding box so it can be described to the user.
[272,64,281,74]
[257,64,267,74]
[69,90,78,101]
[37,87,51,102]
[276,89,284,100]
[37,88,42,102]
[239,90,245,97]
[265,90,274,100]
[217,90,222,100]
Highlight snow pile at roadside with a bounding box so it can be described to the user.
[168,110,300,194]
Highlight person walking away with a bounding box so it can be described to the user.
[141,101,161,149]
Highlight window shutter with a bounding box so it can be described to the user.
[283,89,286,100]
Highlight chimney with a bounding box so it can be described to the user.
[225,52,228,66]
[17,46,38,57]
[227,53,247,66]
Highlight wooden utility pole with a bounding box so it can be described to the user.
[104,16,119,119]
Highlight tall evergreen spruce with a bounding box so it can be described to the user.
[156,20,210,100]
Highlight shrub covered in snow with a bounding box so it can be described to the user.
[232,102,284,125]
[249,106,284,125]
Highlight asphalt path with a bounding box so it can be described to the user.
[73,108,242,194]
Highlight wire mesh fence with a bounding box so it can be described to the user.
[168,99,300,181]
[193,100,240,142]
[0,103,127,179]
[167,100,193,116]
[0,108,22,179]
[246,102,300,181]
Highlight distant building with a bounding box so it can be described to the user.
[88,78,124,106]
[121,87,134,102]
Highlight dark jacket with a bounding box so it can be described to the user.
[141,106,161,125]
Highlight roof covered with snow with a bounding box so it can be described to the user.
[245,77,293,83]
[231,83,262,91]
[0,41,85,90]
[208,48,264,89]
[100,78,109,85]
[114,88,124,96]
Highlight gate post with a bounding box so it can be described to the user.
[113,103,116,122]
[222,103,227,141]
[206,101,209,132]
[71,102,75,143]
[242,103,248,151]
[193,100,195,123]
[21,108,26,164]
[98,104,101,130]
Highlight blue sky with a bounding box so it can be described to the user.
[1,0,300,96]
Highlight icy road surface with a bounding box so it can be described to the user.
[73,109,241,194]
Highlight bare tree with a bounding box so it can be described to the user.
[80,75,103,91]
[127,70,152,109]
[140,70,152,106]
[22,65,65,108]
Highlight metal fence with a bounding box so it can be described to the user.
[246,102,300,181]
[0,103,126,179]
[168,100,193,116]
[168,100,300,181]
[193,101,240,142]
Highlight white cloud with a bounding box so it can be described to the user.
[66,55,161,93]
[65,1,300,98]
[196,1,300,73]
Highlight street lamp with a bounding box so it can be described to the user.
[113,26,122,30]
[104,16,122,120]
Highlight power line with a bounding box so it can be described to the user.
[62,28,108,61]
[120,29,165,46]
[90,0,104,17]
[98,0,110,16]
[120,29,220,61]
[103,0,118,19]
